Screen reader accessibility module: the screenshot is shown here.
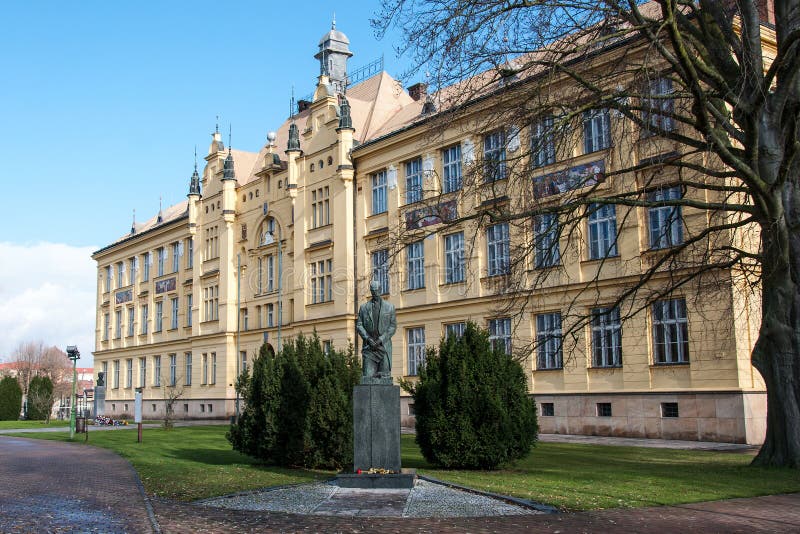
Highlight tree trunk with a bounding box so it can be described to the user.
[751,189,800,467]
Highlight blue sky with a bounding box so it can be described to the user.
[0,1,412,361]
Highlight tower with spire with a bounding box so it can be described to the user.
[314,16,353,94]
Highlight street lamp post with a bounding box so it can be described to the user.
[66,345,80,440]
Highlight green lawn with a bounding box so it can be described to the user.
[0,420,70,429]
[8,425,800,510]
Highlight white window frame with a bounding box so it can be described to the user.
[407,327,426,376]
[127,306,135,337]
[444,232,465,284]
[445,322,466,340]
[442,144,462,193]
[372,170,387,214]
[489,317,512,354]
[372,249,389,294]
[483,129,507,182]
[583,108,611,153]
[153,355,161,387]
[587,203,618,259]
[155,300,163,332]
[170,297,179,330]
[141,304,148,335]
[531,115,556,168]
[169,354,177,386]
[536,312,563,369]
[591,307,622,367]
[648,186,683,249]
[405,157,423,204]
[185,352,192,386]
[643,76,674,133]
[534,213,560,268]
[406,241,425,290]
[652,298,690,364]
[486,223,510,276]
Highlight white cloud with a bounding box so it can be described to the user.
[0,242,96,365]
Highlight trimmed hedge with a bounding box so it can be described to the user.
[410,321,538,469]
[0,376,22,421]
[227,334,360,469]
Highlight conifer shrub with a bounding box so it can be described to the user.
[408,321,538,469]
[26,375,54,421]
[0,376,22,421]
[227,334,360,469]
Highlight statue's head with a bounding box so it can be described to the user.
[369,280,381,298]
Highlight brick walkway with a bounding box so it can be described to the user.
[2,435,798,533]
[0,436,155,533]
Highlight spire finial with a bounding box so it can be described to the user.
[290,85,296,119]
[215,116,219,134]
[157,196,163,223]
[194,145,198,171]
[131,209,136,234]
[332,12,336,29]
[228,124,232,154]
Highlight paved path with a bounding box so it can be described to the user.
[2,434,797,533]
[0,436,155,533]
[0,419,226,435]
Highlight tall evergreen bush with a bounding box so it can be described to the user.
[0,376,22,421]
[410,321,538,469]
[227,334,360,469]
[26,376,54,421]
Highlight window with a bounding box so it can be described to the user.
[648,186,683,249]
[129,257,137,285]
[203,286,219,321]
[489,317,512,354]
[117,262,125,289]
[172,242,180,273]
[444,232,465,283]
[102,361,108,383]
[103,313,110,341]
[267,303,274,327]
[153,355,161,387]
[531,115,556,168]
[372,170,387,214]
[157,247,165,277]
[170,297,179,329]
[104,265,112,292]
[114,309,122,339]
[311,186,330,228]
[185,352,192,386]
[642,76,674,133]
[310,259,333,303]
[406,241,425,290]
[534,214,560,268]
[267,255,275,292]
[323,340,332,355]
[155,301,163,332]
[141,304,148,334]
[200,404,205,413]
[113,360,120,389]
[445,322,466,340]
[587,204,618,259]
[591,307,622,367]
[483,130,506,181]
[169,354,177,386]
[211,353,217,384]
[240,351,248,375]
[405,157,423,204]
[541,402,555,417]
[202,353,208,384]
[205,226,219,259]
[371,249,389,294]
[652,298,689,364]
[186,294,192,327]
[536,312,563,369]
[186,238,194,269]
[407,327,426,376]
[125,358,133,388]
[142,252,150,282]
[139,357,146,388]
[583,109,611,153]
[486,223,510,276]
[597,402,612,417]
[661,402,679,418]
[442,144,462,193]
[127,307,135,337]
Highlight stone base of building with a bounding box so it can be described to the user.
[400,391,767,445]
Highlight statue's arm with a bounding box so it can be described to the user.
[355,309,369,341]
[381,306,397,343]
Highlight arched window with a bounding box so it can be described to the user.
[258,217,278,246]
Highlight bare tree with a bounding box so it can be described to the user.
[373,0,799,467]
[161,379,185,430]
[10,341,71,396]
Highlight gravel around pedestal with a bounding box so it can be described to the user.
[197,479,542,518]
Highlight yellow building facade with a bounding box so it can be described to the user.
[93,23,767,443]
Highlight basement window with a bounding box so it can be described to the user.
[597,402,612,417]
[661,402,679,418]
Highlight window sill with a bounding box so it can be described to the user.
[651,362,690,368]
[589,365,622,370]
[306,300,334,307]
[368,210,388,218]
[533,367,564,372]
[439,280,466,287]
[402,287,426,294]
[309,223,333,231]
[580,255,620,265]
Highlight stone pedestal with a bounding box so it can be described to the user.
[94,386,106,417]
[353,383,400,472]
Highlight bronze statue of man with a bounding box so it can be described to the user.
[356,280,396,380]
